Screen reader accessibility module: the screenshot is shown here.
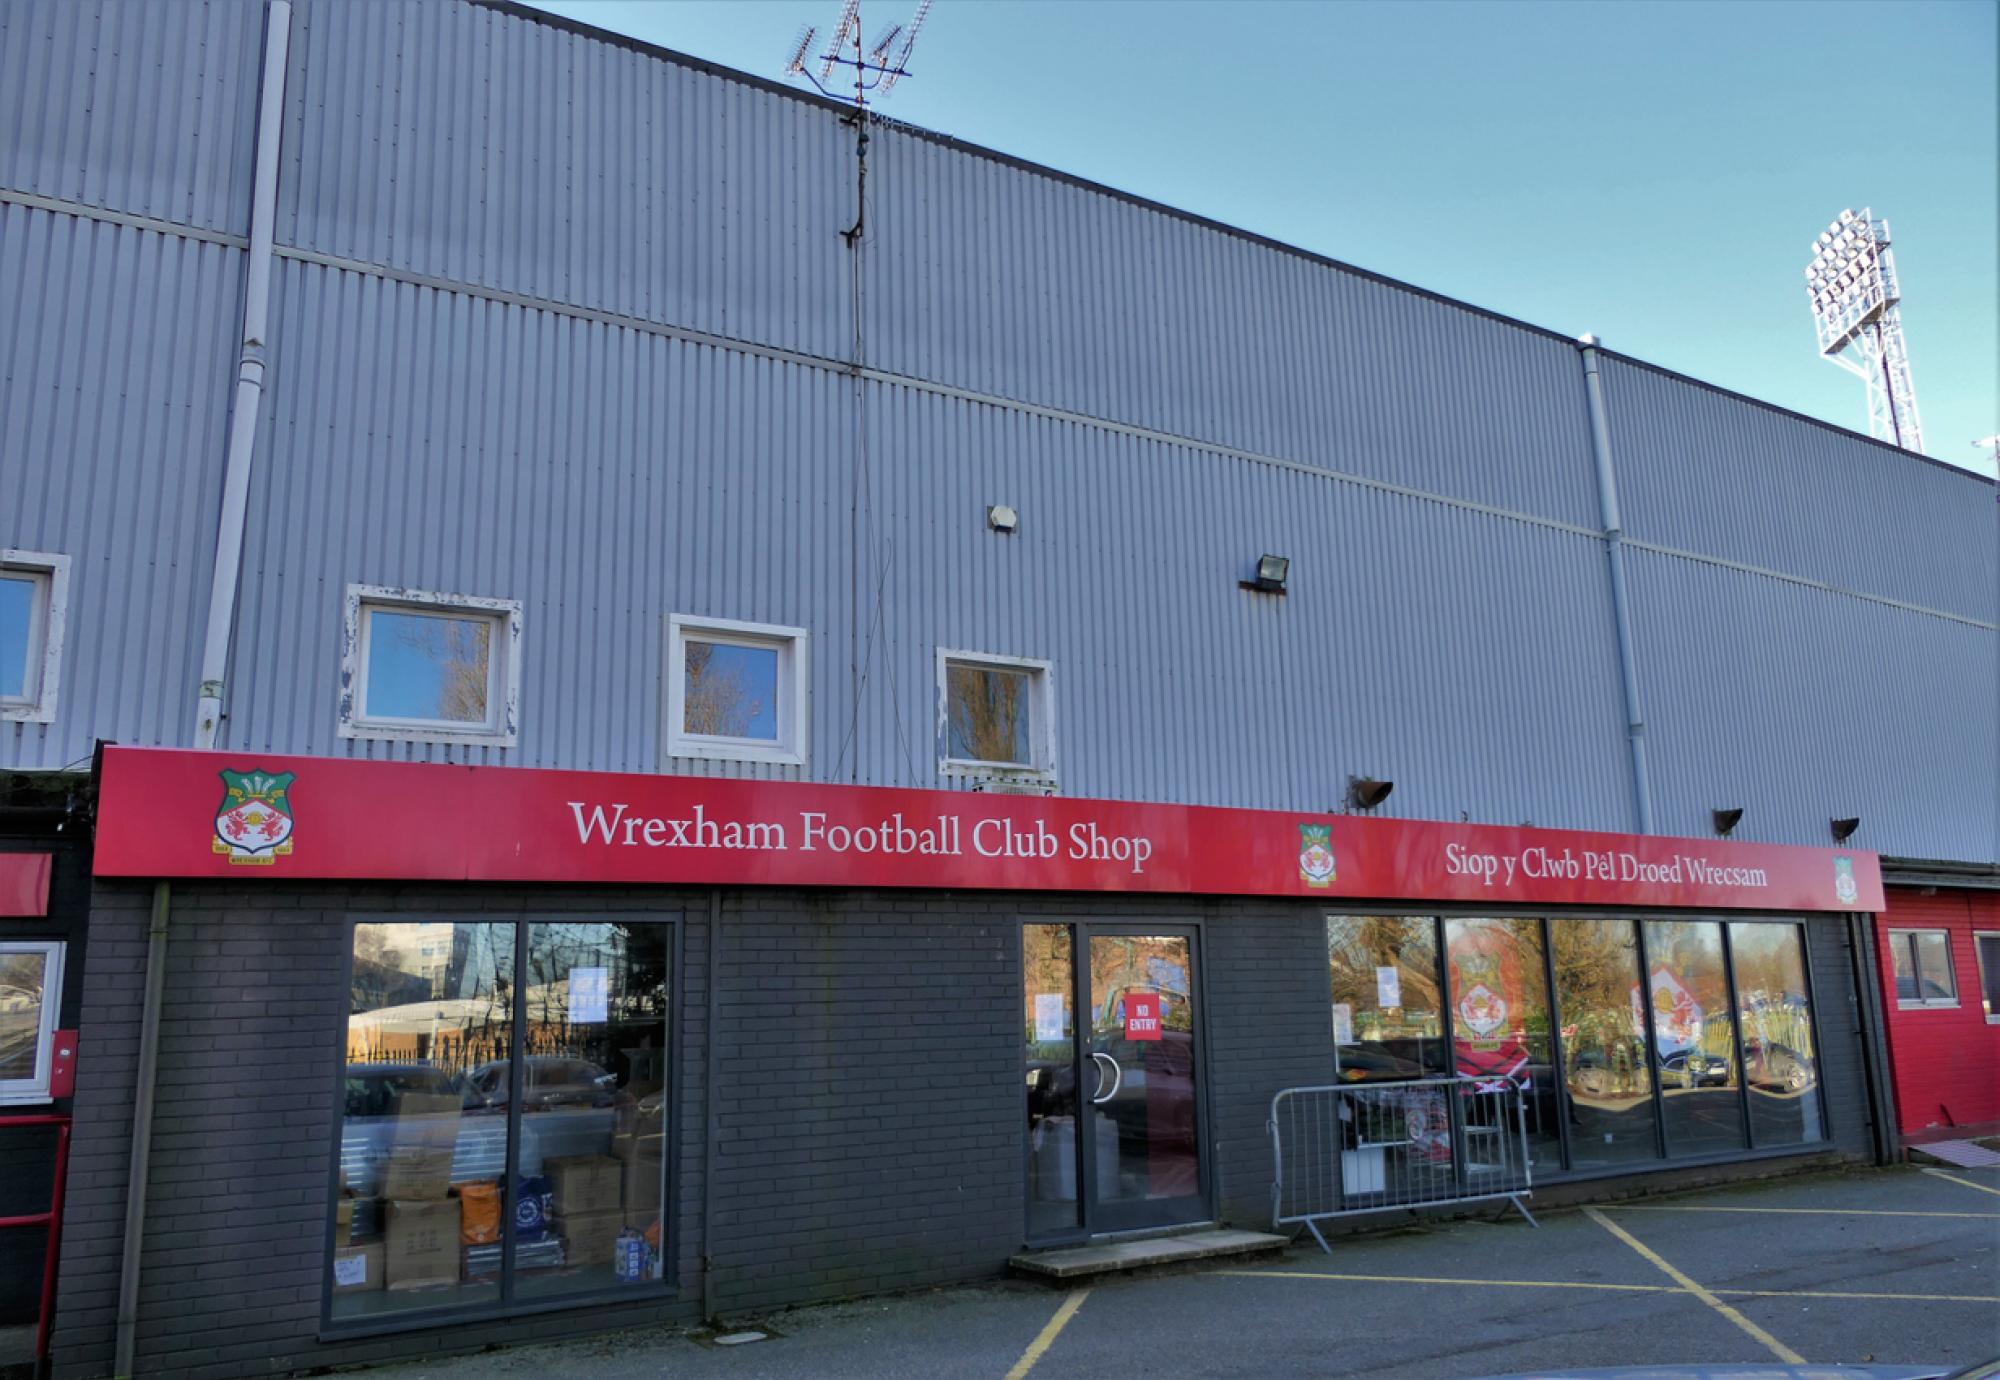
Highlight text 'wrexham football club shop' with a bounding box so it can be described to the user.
[70,746,1889,1372]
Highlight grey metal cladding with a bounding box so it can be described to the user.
[277,0,856,364]
[0,0,264,236]
[863,126,1605,528]
[1602,357,1997,624]
[0,204,244,770]
[1629,546,1999,859]
[274,0,1601,527]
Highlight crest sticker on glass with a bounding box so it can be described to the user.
[1298,823,1336,888]
[213,769,296,866]
[1832,856,1858,906]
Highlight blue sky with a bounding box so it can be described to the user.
[526,0,1998,479]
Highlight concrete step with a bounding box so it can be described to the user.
[1010,1228,1288,1281]
[1910,1138,2000,1168]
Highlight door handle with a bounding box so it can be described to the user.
[1090,1050,1122,1105]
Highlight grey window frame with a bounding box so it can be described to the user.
[0,550,69,724]
[1973,931,2000,1024]
[1888,928,1960,1009]
[339,585,523,747]
[0,939,66,1104]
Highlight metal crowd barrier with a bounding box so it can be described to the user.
[1269,1075,1537,1252]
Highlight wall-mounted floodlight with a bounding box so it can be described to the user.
[1830,816,1861,842]
[1242,554,1289,595]
[1347,776,1394,811]
[1712,807,1744,837]
[986,504,1018,534]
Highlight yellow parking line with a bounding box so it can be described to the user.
[1584,1206,1807,1364]
[1923,1167,2000,1199]
[1003,1289,1089,1380]
[1608,1203,1999,1220]
[1220,1269,1674,1294]
[1221,1270,1999,1306]
[1721,1287,2000,1304]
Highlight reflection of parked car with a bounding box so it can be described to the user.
[462,1057,632,1113]
[1657,1051,1731,1089]
[1741,1039,1813,1092]
[343,1062,462,1119]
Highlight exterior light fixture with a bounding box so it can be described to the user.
[1830,816,1861,842]
[1242,554,1290,595]
[1347,776,1394,811]
[986,504,1018,534]
[1711,807,1743,837]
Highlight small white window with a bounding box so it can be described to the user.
[1,550,68,724]
[1975,932,2000,1025]
[666,615,808,766]
[1888,928,1959,1009]
[340,585,521,746]
[0,940,65,1105]
[938,649,1055,783]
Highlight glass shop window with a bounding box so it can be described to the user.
[1443,917,1561,1173]
[1643,919,1746,1157]
[1549,918,1658,1169]
[0,940,65,1104]
[332,919,671,1322]
[1728,922,1824,1146]
[1326,915,1447,1082]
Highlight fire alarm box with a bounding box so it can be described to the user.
[49,1029,77,1099]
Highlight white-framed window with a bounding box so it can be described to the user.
[1975,931,2000,1025]
[666,615,808,766]
[1,550,69,724]
[339,585,522,746]
[1888,928,1959,1009]
[0,940,65,1105]
[937,648,1055,782]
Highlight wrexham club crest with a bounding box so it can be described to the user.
[1298,823,1336,888]
[1832,856,1858,906]
[1455,953,1509,1042]
[213,769,296,866]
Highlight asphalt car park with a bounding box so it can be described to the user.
[366,1163,2000,1380]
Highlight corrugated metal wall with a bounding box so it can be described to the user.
[0,203,244,769]
[1,0,1993,862]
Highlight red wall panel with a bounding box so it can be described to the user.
[1878,889,2000,1137]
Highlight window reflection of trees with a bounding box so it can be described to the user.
[683,641,774,739]
[381,613,490,722]
[947,666,1029,765]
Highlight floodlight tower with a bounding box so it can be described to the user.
[1803,208,1924,453]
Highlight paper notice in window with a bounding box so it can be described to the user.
[569,967,609,1024]
[333,1252,368,1287]
[1376,965,1401,1008]
[1035,993,1065,1042]
[1331,1002,1355,1045]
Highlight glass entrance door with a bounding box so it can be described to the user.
[1023,924,1206,1240]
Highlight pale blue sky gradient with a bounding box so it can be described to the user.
[526,0,1998,478]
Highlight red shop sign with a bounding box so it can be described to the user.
[90,747,1885,913]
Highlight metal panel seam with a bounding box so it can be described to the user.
[0,187,248,248]
[1624,539,1995,631]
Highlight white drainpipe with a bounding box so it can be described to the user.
[194,0,291,748]
[1578,335,1655,835]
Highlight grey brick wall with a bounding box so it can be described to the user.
[50,885,1879,1380]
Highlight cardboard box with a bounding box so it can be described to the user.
[379,1144,455,1200]
[390,1091,464,1151]
[331,1241,385,1295]
[385,1198,462,1291]
[621,1149,665,1221]
[335,1196,353,1240]
[554,1208,626,1267]
[545,1154,623,1215]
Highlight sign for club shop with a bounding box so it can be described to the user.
[91,747,1886,913]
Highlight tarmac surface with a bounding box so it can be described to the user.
[364,1163,2000,1380]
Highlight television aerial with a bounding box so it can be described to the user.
[784,0,932,111]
